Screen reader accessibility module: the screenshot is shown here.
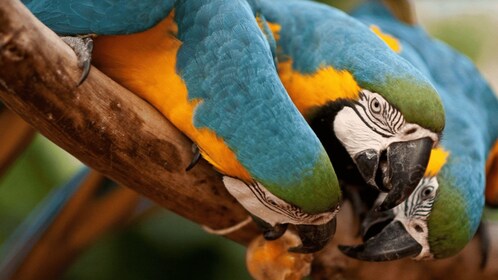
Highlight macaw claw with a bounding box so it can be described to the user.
[288,218,336,254]
[263,223,288,241]
[186,144,201,171]
[253,216,289,241]
[61,36,94,86]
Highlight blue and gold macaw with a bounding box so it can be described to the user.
[22,0,341,253]
[337,0,498,261]
[257,0,445,211]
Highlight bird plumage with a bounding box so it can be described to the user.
[348,0,498,259]
[257,0,444,131]
[254,0,444,211]
[90,0,340,214]
[22,0,175,35]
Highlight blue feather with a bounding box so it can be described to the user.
[22,0,175,35]
[175,0,331,192]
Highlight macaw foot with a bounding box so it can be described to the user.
[186,143,201,171]
[60,36,94,86]
[246,231,313,280]
[253,215,335,254]
[288,218,336,254]
[477,221,490,270]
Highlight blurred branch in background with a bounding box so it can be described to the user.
[0,170,143,280]
[0,110,35,177]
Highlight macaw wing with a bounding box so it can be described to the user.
[174,0,338,212]
[22,0,175,35]
[258,0,442,131]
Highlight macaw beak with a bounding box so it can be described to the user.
[354,137,433,210]
[288,217,337,254]
[338,219,422,261]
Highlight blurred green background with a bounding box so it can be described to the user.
[1,1,497,279]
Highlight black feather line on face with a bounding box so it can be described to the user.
[309,99,366,185]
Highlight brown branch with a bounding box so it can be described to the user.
[0,109,35,176]
[0,0,258,246]
[5,171,142,280]
[382,0,417,25]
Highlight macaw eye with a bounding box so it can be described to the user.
[369,98,382,114]
[413,223,424,233]
[420,186,434,199]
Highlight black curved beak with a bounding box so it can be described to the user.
[378,137,433,211]
[288,218,337,254]
[338,220,422,261]
[354,137,433,210]
[360,208,395,241]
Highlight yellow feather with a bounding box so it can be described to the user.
[369,25,402,53]
[278,60,360,117]
[425,147,450,176]
[261,21,360,117]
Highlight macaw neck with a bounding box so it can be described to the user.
[309,100,365,186]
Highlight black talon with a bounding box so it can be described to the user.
[61,36,94,86]
[263,223,288,240]
[289,218,336,254]
[477,221,490,270]
[186,144,201,171]
[252,216,288,241]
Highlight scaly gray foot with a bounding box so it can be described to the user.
[61,36,94,86]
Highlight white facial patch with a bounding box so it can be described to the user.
[223,176,337,226]
[392,176,439,260]
[333,90,438,158]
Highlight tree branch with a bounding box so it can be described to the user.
[0,0,258,245]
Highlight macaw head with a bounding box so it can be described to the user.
[307,62,443,211]
[339,148,482,260]
[262,1,446,211]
